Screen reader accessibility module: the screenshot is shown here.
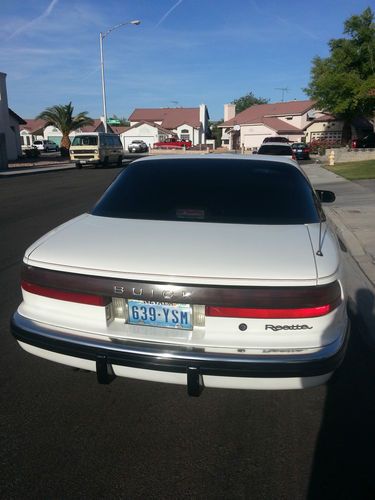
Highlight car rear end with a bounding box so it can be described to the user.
[292,143,310,160]
[11,156,349,395]
[258,143,295,160]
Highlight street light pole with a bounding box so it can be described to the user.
[99,20,141,134]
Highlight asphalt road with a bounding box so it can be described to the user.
[1,168,375,499]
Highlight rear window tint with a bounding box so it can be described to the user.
[258,145,292,155]
[92,158,320,224]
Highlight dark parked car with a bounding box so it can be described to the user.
[291,143,310,160]
[351,132,375,149]
[257,143,295,160]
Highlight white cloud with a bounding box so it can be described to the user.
[8,0,59,40]
[155,0,183,28]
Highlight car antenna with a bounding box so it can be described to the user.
[316,213,324,257]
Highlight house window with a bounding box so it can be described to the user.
[180,129,190,141]
[286,117,293,120]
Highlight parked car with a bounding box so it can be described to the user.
[33,140,59,152]
[256,142,295,160]
[351,132,375,149]
[11,155,349,396]
[153,138,192,149]
[291,142,310,160]
[69,132,123,168]
[262,136,290,144]
[128,140,149,153]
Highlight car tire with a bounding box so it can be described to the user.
[117,156,123,167]
[102,157,109,168]
[76,163,82,169]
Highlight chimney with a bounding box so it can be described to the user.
[199,104,207,144]
[224,103,236,122]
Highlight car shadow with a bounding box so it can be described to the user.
[308,288,375,499]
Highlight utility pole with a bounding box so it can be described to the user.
[275,87,289,102]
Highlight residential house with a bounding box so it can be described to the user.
[0,72,25,166]
[220,100,373,149]
[304,113,373,144]
[124,105,209,148]
[219,100,319,149]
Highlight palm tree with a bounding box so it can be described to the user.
[37,102,94,156]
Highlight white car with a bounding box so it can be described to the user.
[33,140,59,152]
[11,155,349,396]
[256,142,295,160]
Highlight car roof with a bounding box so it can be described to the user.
[132,153,302,171]
[259,142,292,147]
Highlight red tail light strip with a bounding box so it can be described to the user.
[206,304,334,319]
[21,281,110,306]
[21,265,342,313]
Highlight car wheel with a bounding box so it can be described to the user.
[117,156,123,167]
[102,157,109,168]
[75,163,82,169]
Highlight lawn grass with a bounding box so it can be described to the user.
[325,159,375,180]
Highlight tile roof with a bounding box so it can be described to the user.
[262,117,302,133]
[21,119,46,133]
[221,100,316,127]
[80,119,104,132]
[129,108,202,129]
[110,126,130,135]
[124,121,173,135]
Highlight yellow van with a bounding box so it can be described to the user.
[70,132,124,168]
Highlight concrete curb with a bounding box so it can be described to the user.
[0,164,75,177]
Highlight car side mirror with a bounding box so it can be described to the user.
[316,190,335,203]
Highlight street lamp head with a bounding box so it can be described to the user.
[130,20,141,25]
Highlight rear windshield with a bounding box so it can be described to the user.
[258,145,292,155]
[91,158,320,224]
[71,135,98,146]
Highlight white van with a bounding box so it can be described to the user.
[70,133,124,168]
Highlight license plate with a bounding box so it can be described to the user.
[127,300,193,330]
[81,160,87,164]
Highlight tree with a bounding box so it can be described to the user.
[37,102,94,155]
[208,120,223,148]
[231,91,269,113]
[305,7,375,143]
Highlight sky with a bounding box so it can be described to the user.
[0,0,372,121]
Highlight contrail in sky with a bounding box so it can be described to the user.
[9,0,59,39]
[155,0,183,28]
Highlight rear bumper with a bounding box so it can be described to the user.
[11,312,349,393]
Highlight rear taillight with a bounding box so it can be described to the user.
[352,140,357,148]
[21,280,110,306]
[206,282,341,319]
[206,304,333,319]
[303,148,309,153]
[292,153,296,160]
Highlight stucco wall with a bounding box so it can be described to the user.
[326,147,375,163]
[0,72,19,161]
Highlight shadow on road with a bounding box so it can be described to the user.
[308,289,375,499]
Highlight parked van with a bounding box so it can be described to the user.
[69,132,124,168]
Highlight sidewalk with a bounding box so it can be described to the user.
[301,164,375,288]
